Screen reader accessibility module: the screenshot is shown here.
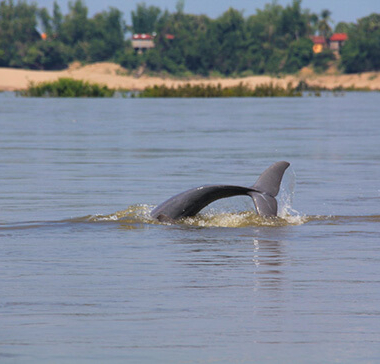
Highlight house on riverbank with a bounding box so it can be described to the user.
[311,33,348,54]
[329,33,348,53]
[131,34,155,53]
[132,33,175,54]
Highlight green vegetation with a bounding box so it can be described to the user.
[340,14,380,73]
[0,0,379,75]
[295,80,378,93]
[0,0,125,69]
[18,78,115,97]
[311,49,336,73]
[139,82,302,97]
[18,78,378,98]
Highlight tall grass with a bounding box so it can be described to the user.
[295,80,378,92]
[19,78,115,97]
[139,82,302,97]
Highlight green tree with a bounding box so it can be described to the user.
[283,37,313,73]
[175,0,185,14]
[115,45,141,69]
[0,0,40,67]
[244,1,314,75]
[334,21,352,34]
[131,2,161,33]
[245,7,276,73]
[21,40,71,69]
[153,11,211,74]
[60,0,89,46]
[312,49,335,73]
[318,9,333,39]
[279,0,309,41]
[212,8,246,74]
[52,1,63,34]
[87,8,126,61]
[340,13,380,73]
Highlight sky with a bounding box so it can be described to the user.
[33,0,380,25]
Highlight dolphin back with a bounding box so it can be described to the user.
[151,185,252,221]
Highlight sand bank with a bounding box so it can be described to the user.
[1,62,379,91]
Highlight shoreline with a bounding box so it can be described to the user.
[1,62,380,92]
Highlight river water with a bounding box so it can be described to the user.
[1,92,380,363]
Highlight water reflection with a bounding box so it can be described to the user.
[168,231,288,294]
[251,238,287,294]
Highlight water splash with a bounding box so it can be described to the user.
[80,203,306,228]
[276,166,306,225]
[182,211,301,228]
[278,164,296,215]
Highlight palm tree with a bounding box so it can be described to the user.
[318,9,332,41]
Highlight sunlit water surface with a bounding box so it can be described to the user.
[1,92,380,363]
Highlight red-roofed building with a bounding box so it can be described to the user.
[132,34,155,52]
[131,33,175,53]
[330,33,348,42]
[132,34,155,40]
[330,33,348,53]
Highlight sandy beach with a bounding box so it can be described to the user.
[1,62,380,91]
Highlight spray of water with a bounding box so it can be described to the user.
[277,166,306,225]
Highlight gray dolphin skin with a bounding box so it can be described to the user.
[151,161,290,222]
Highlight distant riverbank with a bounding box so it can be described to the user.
[1,62,380,92]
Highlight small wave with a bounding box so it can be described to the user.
[84,204,156,224]
[304,214,380,224]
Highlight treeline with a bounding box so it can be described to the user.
[0,0,125,69]
[0,0,380,75]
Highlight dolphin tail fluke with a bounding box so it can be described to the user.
[251,161,290,197]
[249,161,290,217]
[248,191,278,217]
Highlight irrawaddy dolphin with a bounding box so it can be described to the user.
[151,161,290,222]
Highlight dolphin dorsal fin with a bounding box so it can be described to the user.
[251,161,290,197]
